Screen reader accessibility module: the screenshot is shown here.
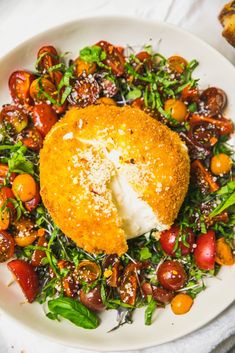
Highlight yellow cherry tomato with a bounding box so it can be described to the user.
[215,237,234,266]
[164,99,187,122]
[13,217,38,247]
[210,153,232,175]
[171,293,193,315]
[74,57,97,76]
[12,174,37,202]
[168,56,188,74]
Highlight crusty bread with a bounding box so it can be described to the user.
[40,105,190,255]
[219,1,235,47]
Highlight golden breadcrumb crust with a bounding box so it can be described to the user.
[219,1,235,47]
[40,105,190,255]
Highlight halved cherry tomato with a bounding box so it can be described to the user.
[37,45,59,73]
[8,71,35,105]
[164,99,187,122]
[77,260,100,283]
[131,97,144,110]
[160,225,195,256]
[215,237,234,266]
[30,77,57,103]
[171,293,193,315]
[191,160,219,193]
[19,127,43,150]
[79,285,105,312]
[0,163,16,185]
[189,114,234,136]
[31,235,47,267]
[74,57,97,76]
[103,254,121,287]
[135,51,151,62]
[168,56,188,74]
[0,105,28,133]
[0,187,15,230]
[68,77,100,107]
[0,187,15,211]
[194,230,216,270]
[200,87,227,115]
[32,103,57,137]
[13,217,38,247]
[0,230,14,262]
[181,85,199,102]
[96,40,125,76]
[210,153,232,175]
[12,174,37,202]
[157,260,187,291]
[24,184,41,212]
[7,259,39,302]
[188,122,219,149]
[58,260,79,298]
[152,287,175,304]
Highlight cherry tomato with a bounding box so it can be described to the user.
[103,254,121,287]
[8,71,35,105]
[12,174,37,202]
[0,187,15,230]
[194,230,216,270]
[31,235,47,267]
[0,187,15,210]
[171,293,193,315]
[0,105,28,133]
[7,259,39,302]
[79,285,105,312]
[30,77,57,103]
[74,57,97,76]
[96,40,125,76]
[189,114,234,136]
[0,163,16,185]
[157,261,187,291]
[0,230,14,262]
[24,185,41,212]
[200,87,227,115]
[37,45,59,73]
[168,56,188,74]
[68,76,100,107]
[181,85,199,103]
[13,217,38,247]
[135,51,151,62]
[210,153,232,175]
[179,131,210,161]
[152,287,175,304]
[141,282,153,297]
[131,97,144,110]
[19,127,43,150]
[191,160,219,193]
[215,237,234,266]
[77,260,100,283]
[119,262,144,305]
[164,99,187,122]
[58,260,79,298]
[160,225,195,256]
[32,103,57,137]
[188,122,219,149]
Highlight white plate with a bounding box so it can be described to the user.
[0,16,234,351]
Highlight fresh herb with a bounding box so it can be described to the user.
[80,45,106,63]
[140,247,152,260]
[144,296,157,325]
[5,143,34,175]
[126,88,142,100]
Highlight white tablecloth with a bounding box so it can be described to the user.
[0,0,234,352]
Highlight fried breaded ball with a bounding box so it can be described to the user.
[40,105,190,255]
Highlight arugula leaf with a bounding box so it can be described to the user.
[126,88,142,100]
[47,297,99,329]
[210,191,235,218]
[79,46,106,63]
[7,144,34,175]
[144,296,156,325]
[140,247,152,260]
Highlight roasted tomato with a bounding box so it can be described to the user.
[24,184,41,212]
[32,103,57,137]
[157,261,187,291]
[13,217,38,247]
[0,105,28,133]
[37,45,59,73]
[7,259,39,302]
[12,174,37,202]
[0,230,14,262]
[8,71,35,105]
[96,40,125,76]
[215,237,234,266]
[167,55,188,74]
[77,260,101,284]
[31,234,47,267]
[18,127,43,150]
[103,254,121,287]
[188,122,219,149]
[68,76,100,107]
[0,187,15,230]
[79,285,105,312]
[135,51,151,62]
[171,293,193,315]
[58,260,79,298]
[181,85,199,103]
[189,114,234,136]
[0,164,16,185]
[200,87,227,115]
[74,57,97,77]
[30,77,57,103]
[152,287,175,304]
[160,225,195,256]
[194,230,216,270]
[131,97,144,110]
[191,159,219,193]
[210,153,232,175]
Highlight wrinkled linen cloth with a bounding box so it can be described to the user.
[0,0,234,352]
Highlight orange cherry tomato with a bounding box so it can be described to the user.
[164,99,187,122]
[0,105,28,133]
[0,230,15,262]
[135,51,151,62]
[181,85,199,102]
[37,45,59,73]
[210,153,232,175]
[18,127,43,151]
[31,235,47,267]
[30,77,57,103]
[13,217,38,247]
[12,174,37,202]
[77,260,101,283]
[8,71,35,105]
[74,57,97,76]
[32,103,57,137]
[215,237,234,266]
[0,187,15,230]
[168,56,188,74]
[171,293,193,315]
[24,185,41,212]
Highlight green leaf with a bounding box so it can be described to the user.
[8,145,34,175]
[79,46,106,63]
[210,191,235,218]
[126,88,142,100]
[144,296,156,325]
[217,181,235,195]
[140,247,152,260]
[47,297,100,329]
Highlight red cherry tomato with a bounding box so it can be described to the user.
[8,71,35,105]
[194,230,216,270]
[24,185,41,212]
[0,163,16,185]
[37,45,59,73]
[96,40,125,76]
[7,259,39,302]
[18,127,43,150]
[157,261,187,291]
[0,186,15,211]
[0,230,15,262]
[181,85,199,103]
[135,51,151,62]
[160,225,195,256]
[58,260,79,298]
[0,187,15,230]
[200,87,227,115]
[31,235,47,267]
[0,105,28,133]
[32,103,57,137]
[79,285,105,312]
[68,77,100,107]
[152,287,175,304]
